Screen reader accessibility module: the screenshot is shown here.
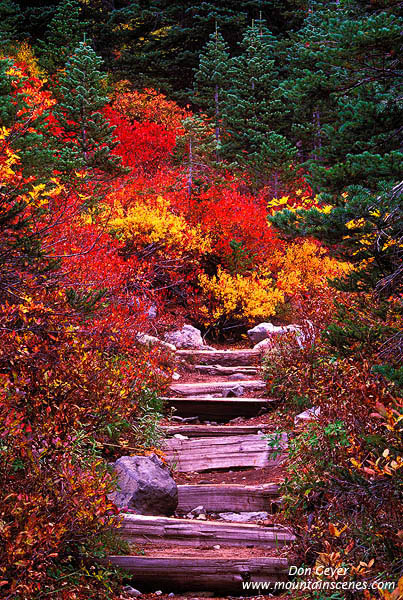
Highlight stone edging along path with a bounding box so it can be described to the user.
[107,347,296,595]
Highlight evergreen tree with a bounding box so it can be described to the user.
[0,57,57,301]
[37,0,88,74]
[174,115,222,196]
[0,57,54,179]
[54,41,127,207]
[116,0,296,101]
[221,23,296,192]
[0,0,22,47]
[193,27,230,157]
[270,1,403,295]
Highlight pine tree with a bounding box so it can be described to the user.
[174,115,222,196]
[116,0,295,101]
[54,41,127,208]
[193,27,230,158]
[0,57,58,302]
[37,0,88,74]
[270,1,403,295]
[221,23,296,192]
[0,0,21,47]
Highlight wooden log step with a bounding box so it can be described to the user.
[194,364,258,376]
[106,556,289,593]
[163,424,271,437]
[120,513,295,548]
[162,433,288,472]
[176,349,260,367]
[170,380,266,397]
[164,397,275,420]
[177,483,280,513]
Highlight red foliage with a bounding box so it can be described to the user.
[104,106,177,175]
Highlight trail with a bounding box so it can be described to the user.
[111,346,295,598]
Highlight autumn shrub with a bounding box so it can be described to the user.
[0,55,170,599]
[180,183,281,270]
[262,299,402,597]
[274,240,350,298]
[107,195,211,315]
[112,86,187,132]
[104,106,177,175]
[198,266,285,334]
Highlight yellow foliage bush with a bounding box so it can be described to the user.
[275,240,350,296]
[109,196,211,257]
[198,267,285,328]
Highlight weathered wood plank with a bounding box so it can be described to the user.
[105,556,289,593]
[194,364,259,376]
[177,483,280,512]
[170,380,266,397]
[120,513,295,548]
[163,397,275,419]
[176,349,260,367]
[163,424,271,437]
[162,433,287,472]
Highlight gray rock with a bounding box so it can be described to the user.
[196,513,207,520]
[109,454,178,516]
[164,325,214,350]
[190,505,205,516]
[136,333,176,352]
[124,586,142,597]
[229,417,245,424]
[248,322,303,345]
[228,373,251,381]
[294,406,320,426]
[223,385,245,397]
[218,511,269,523]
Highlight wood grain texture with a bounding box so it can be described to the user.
[105,556,289,593]
[162,433,288,472]
[170,380,266,397]
[163,396,275,419]
[120,513,295,547]
[163,424,271,437]
[177,483,280,512]
[176,349,261,366]
[194,364,259,376]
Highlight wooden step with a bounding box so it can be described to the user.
[164,397,275,420]
[177,483,280,512]
[120,513,295,548]
[194,364,259,376]
[162,433,287,472]
[106,556,289,593]
[176,349,260,367]
[170,380,266,397]
[163,424,271,437]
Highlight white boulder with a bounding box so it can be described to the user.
[249,322,306,349]
[136,333,176,352]
[164,325,214,350]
